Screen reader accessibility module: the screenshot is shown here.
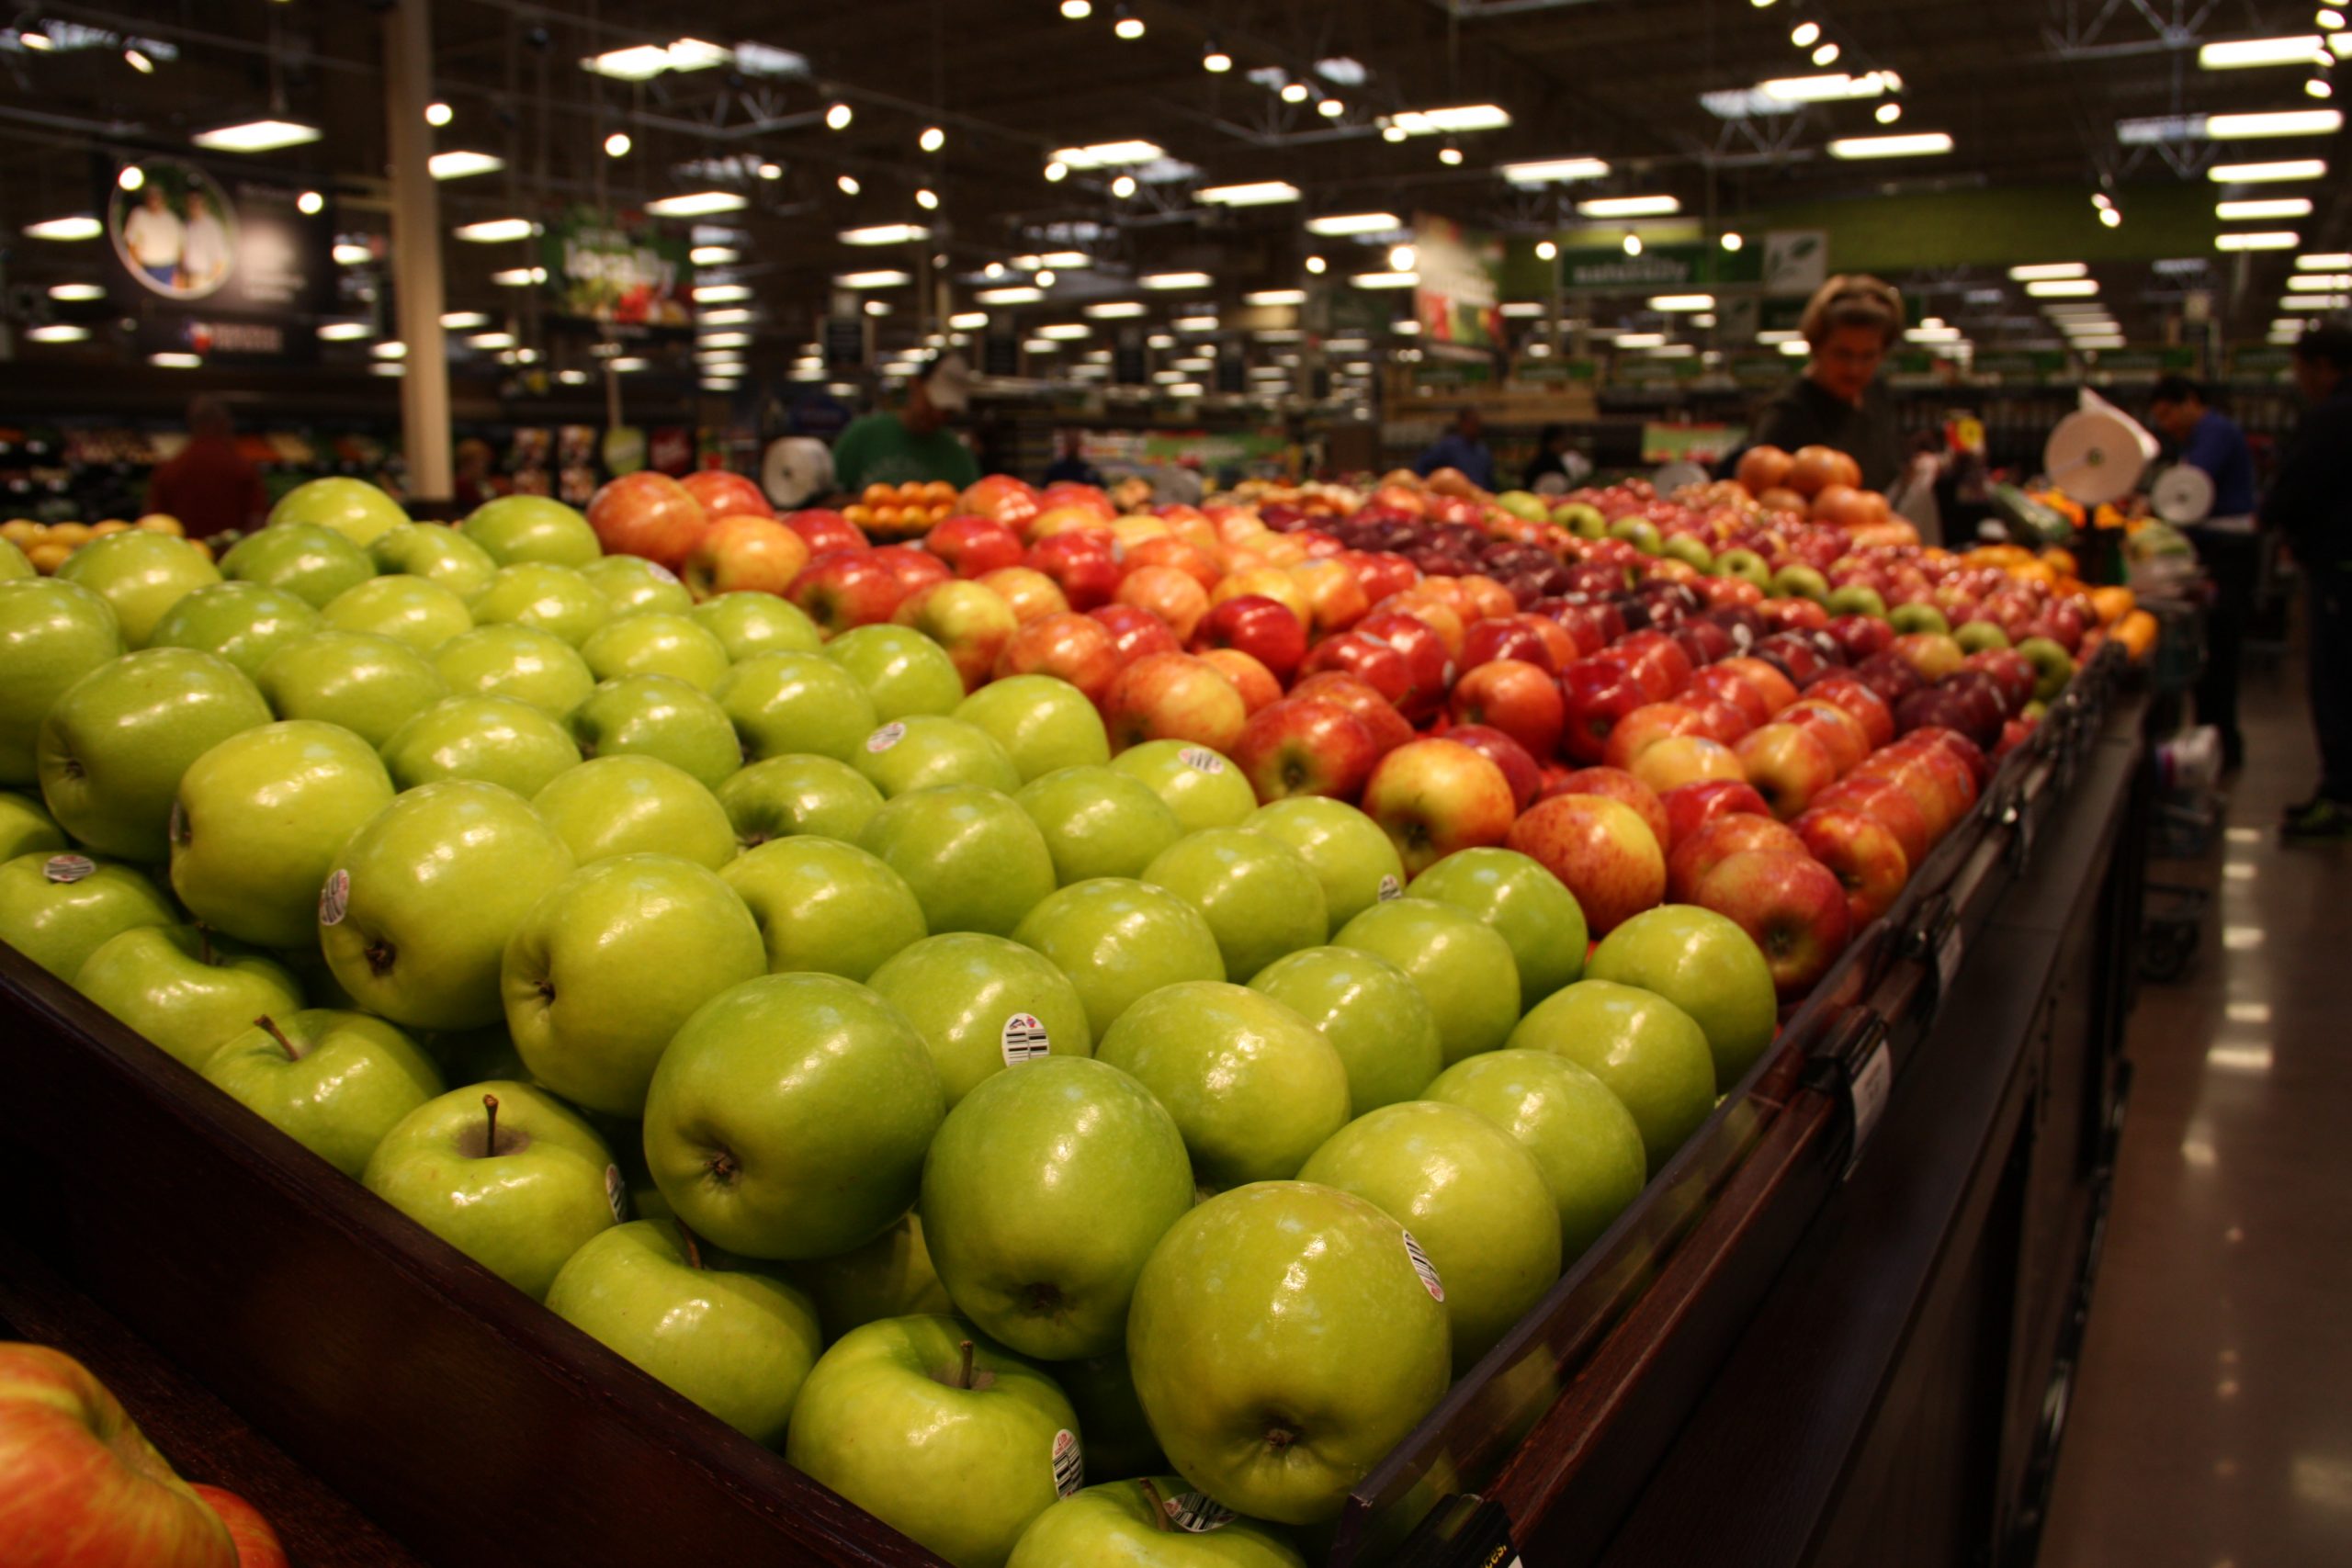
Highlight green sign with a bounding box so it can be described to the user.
[1642,423,1743,464]
[542,207,694,327]
[1414,360,1494,387]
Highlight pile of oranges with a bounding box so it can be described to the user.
[0,514,196,574]
[842,480,962,541]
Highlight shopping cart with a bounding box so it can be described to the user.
[2139,726,2222,982]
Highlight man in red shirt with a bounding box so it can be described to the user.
[146,396,266,540]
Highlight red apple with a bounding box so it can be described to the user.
[1026,530,1124,611]
[1760,596,1831,634]
[1715,656,1800,716]
[1779,700,1871,775]
[679,468,773,522]
[1892,632,1966,683]
[1600,702,1708,773]
[1233,698,1382,803]
[1962,649,2037,716]
[1198,647,1283,715]
[1194,594,1307,682]
[1803,675,1896,748]
[1291,671,1415,756]
[1444,724,1544,809]
[1895,726,1993,789]
[1814,773,1933,868]
[587,471,708,568]
[1689,695,1755,747]
[786,550,909,635]
[1102,652,1249,754]
[1558,659,1651,764]
[995,611,1121,704]
[1354,611,1453,721]
[1502,793,1668,936]
[959,475,1044,534]
[1613,630,1696,701]
[1362,738,1520,875]
[1630,733,1746,798]
[1125,536,1221,592]
[894,579,1020,692]
[1088,604,1183,663]
[1116,564,1212,643]
[681,514,810,600]
[1449,659,1566,761]
[1661,777,1773,851]
[1823,613,1895,664]
[869,544,951,597]
[1686,665,1773,729]
[1667,812,1808,901]
[189,1485,290,1568]
[1793,806,1911,928]
[1550,766,1671,853]
[1349,549,1421,604]
[925,515,1024,578]
[1692,848,1852,998]
[1298,632,1413,708]
[978,566,1072,626]
[1735,722,1840,820]
[784,508,869,558]
[1459,617,1552,672]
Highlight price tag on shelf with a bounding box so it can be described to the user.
[1935,919,1965,998]
[1846,1037,1894,1179]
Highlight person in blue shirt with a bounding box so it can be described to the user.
[2150,375,2259,773]
[1414,408,1496,491]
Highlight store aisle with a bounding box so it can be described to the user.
[2041,657,2352,1568]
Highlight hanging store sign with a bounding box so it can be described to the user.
[1413,216,1504,351]
[541,209,694,329]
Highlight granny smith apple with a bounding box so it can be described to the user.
[362,1079,616,1299]
[74,925,305,1070]
[255,629,447,749]
[1424,1050,1646,1261]
[570,674,742,789]
[0,578,127,785]
[2018,636,2074,702]
[534,755,735,869]
[199,1008,445,1177]
[1012,879,1225,1043]
[56,531,221,647]
[824,624,965,721]
[1770,564,1828,604]
[320,780,576,1031]
[503,854,766,1116]
[789,1212,955,1339]
[547,1217,824,1445]
[1609,516,1662,555]
[1664,536,1714,572]
[368,522,498,600]
[379,694,582,796]
[1826,583,1887,621]
[467,562,611,646]
[1332,897,1521,1067]
[420,1023,530,1088]
[0,851,176,979]
[0,537,31,580]
[1407,847,1589,1005]
[1126,1182,1451,1525]
[221,522,377,608]
[1299,1101,1561,1371]
[716,754,883,850]
[460,494,601,567]
[1242,797,1407,931]
[1110,740,1254,835]
[956,676,1112,783]
[38,648,272,862]
[922,1056,1194,1359]
[1557,502,1608,539]
[145,582,320,678]
[1009,1478,1306,1568]
[170,719,396,947]
[786,1315,1080,1567]
[1052,1356,1169,1484]
[1587,905,1780,1086]
[866,932,1095,1107]
[1096,981,1350,1190]
[0,790,65,862]
[1713,548,1770,590]
[1954,619,2011,655]
[431,625,595,716]
[1887,602,1950,637]
[713,652,877,763]
[1505,978,1716,1173]
[643,972,945,1259]
[318,574,473,655]
[579,611,729,691]
[578,554,694,617]
[1247,946,1443,1117]
[721,836,927,981]
[854,716,1023,797]
[694,592,822,661]
[1014,766,1184,886]
[1142,829,1328,985]
[269,477,408,547]
[859,785,1056,939]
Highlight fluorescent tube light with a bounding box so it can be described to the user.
[2217,197,2314,219]
[2199,35,2324,69]
[1828,131,1955,158]
[1245,289,1307,306]
[835,270,910,288]
[2215,231,2301,250]
[455,219,536,243]
[2009,263,2088,280]
[1196,182,1300,206]
[646,191,747,217]
[977,286,1045,304]
[191,119,320,153]
[1085,301,1148,318]
[1142,272,1215,289]
[428,151,504,181]
[1500,158,1611,186]
[1305,212,1402,235]
[2210,158,2328,181]
[1577,195,1680,217]
[839,224,931,246]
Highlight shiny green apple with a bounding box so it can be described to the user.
[255,629,447,749]
[1331,897,1521,1067]
[1241,797,1407,931]
[866,932,1095,1107]
[379,694,581,795]
[1014,766,1184,886]
[1423,1049,1646,1261]
[1586,905,1780,1086]
[0,578,127,785]
[38,648,272,861]
[431,625,595,716]
[693,592,822,661]
[460,495,601,567]
[220,522,376,608]
[1012,879,1225,1043]
[0,851,177,979]
[268,477,408,547]
[579,611,729,691]
[721,836,927,981]
[788,1213,955,1339]
[74,924,305,1069]
[467,562,611,646]
[145,581,320,678]
[570,674,741,788]
[319,574,473,655]
[713,652,876,763]
[1407,847,1588,1007]
[534,755,735,869]
[1008,1478,1306,1568]
[199,1008,445,1177]
[854,716,1022,797]
[1051,1357,1168,1485]
[0,791,65,862]
[1142,829,1328,985]
[578,554,693,617]
[1110,741,1255,835]
[956,676,1111,783]
[859,784,1056,938]
[368,522,498,600]
[824,624,964,721]
[1505,979,1716,1173]
[716,754,883,850]
[1247,946,1443,1117]
[56,531,222,647]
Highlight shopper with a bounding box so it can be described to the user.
[452,438,496,510]
[1042,431,1103,488]
[828,353,980,494]
[2149,375,2259,772]
[1414,407,1496,490]
[1522,423,1591,494]
[2266,321,2352,840]
[1745,275,1908,492]
[145,396,266,541]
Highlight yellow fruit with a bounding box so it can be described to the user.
[47,522,92,548]
[91,520,132,536]
[134,513,186,536]
[28,541,74,573]
[0,519,41,547]
[185,537,216,563]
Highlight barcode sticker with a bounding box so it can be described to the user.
[42,854,96,885]
[318,868,351,926]
[1001,1013,1051,1066]
[1377,874,1403,902]
[865,722,907,753]
[1401,1230,1445,1302]
[1164,1492,1236,1533]
[1050,1428,1083,1499]
[1178,747,1225,774]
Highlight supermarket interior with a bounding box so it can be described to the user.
[1,1,2349,1564]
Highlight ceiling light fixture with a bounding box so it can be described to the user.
[2208,108,2342,136]
[1204,43,1232,73]
[690,245,740,265]
[1060,0,1091,16]
[1535,239,1558,260]
[1306,254,1329,273]
[1246,288,1308,305]
[825,102,853,130]
[835,269,911,288]
[1623,232,1644,254]
[2215,230,2301,249]
[1876,101,1904,124]
[1281,82,1311,104]
[915,188,940,210]
[2199,34,2325,68]
[691,282,751,300]
[1439,144,1465,164]
[2298,250,2352,266]
[1499,158,1613,187]
[1388,104,1513,133]
[455,218,536,243]
[1112,174,1138,197]
[1114,7,1145,40]
[2010,262,2088,279]
[977,285,1045,304]
[49,283,107,302]
[424,102,452,127]
[1828,131,1955,158]
[920,126,944,152]
[1791,22,1821,48]
[2025,278,2099,296]
[1197,181,1301,205]
[646,191,747,217]
[1813,42,1840,65]
[333,243,373,265]
[1650,293,1715,310]
[190,118,322,153]
[1044,160,1069,182]
[580,39,730,80]
[428,151,504,180]
[2218,196,2316,219]
[1722,231,1745,252]
[2210,158,2327,180]
[1577,194,1680,217]
[1351,271,1419,288]
[840,223,931,245]
[1142,271,1215,288]
[604,131,631,158]
[297,189,324,215]
[838,175,861,196]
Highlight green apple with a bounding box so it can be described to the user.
[268,477,408,547]
[922,1055,1193,1359]
[220,523,377,609]
[467,563,611,647]
[867,932,1095,1107]
[956,676,1112,783]
[643,972,944,1258]
[1663,536,1714,573]
[722,837,927,981]
[169,719,396,947]
[56,531,221,647]
[1014,766,1184,886]
[1713,548,1770,589]
[1556,501,1608,539]
[0,851,176,978]
[39,648,272,862]
[1406,847,1588,1006]
[824,624,965,721]
[1609,516,1663,555]
[0,790,66,862]
[198,1008,445,1177]
[859,784,1056,939]
[1586,905,1780,1086]
[693,592,823,661]
[362,1080,616,1299]
[379,694,581,796]
[1770,563,1828,604]
[570,674,741,789]
[1051,1358,1168,1485]
[788,1212,955,1339]
[1110,741,1254,835]
[547,1217,824,1444]
[368,522,498,600]
[1953,619,2011,655]
[145,582,320,678]
[854,716,1023,797]
[1096,981,1350,1189]
[1332,897,1521,1067]
[420,1024,530,1088]
[255,629,447,749]
[0,579,127,785]
[1012,879,1225,1042]
[1423,1050,1646,1261]
[0,537,31,580]
[534,755,735,869]
[1241,797,1407,931]
[318,575,473,655]
[1009,1478,1306,1568]
[2018,636,2074,702]
[1505,978,1715,1173]
[1126,1182,1451,1525]
[579,611,729,691]
[503,854,766,1116]
[578,554,694,617]
[460,494,601,567]
[1247,946,1443,1117]
[716,754,883,850]
[74,925,305,1070]
[1142,829,1328,984]
[431,625,596,716]
[1826,583,1887,621]
[713,651,877,763]
[320,780,576,1031]
[1886,602,1950,637]
[786,1315,1080,1566]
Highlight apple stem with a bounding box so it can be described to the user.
[677,1220,704,1270]
[255,1015,297,1060]
[482,1092,500,1156]
[1137,1478,1175,1532]
[956,1338,976,1391]
[198,926,214,965]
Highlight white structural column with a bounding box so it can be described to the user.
[383,0,453,500]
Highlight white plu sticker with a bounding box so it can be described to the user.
[1164,1492,1237,1533]
[1401,1229,1445,1302]
[1376,874,1404,902]
[1001,1013,1051,1066]
[865,721,908,753]
[41,854,96,885]
[644,561,681,584]
[605,1164,628,1224]
[1050,1428,1083,1499]
[1177,747,1226,774]
[318,868,351,927]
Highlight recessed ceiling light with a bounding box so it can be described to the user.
[190,119,321,153]
[24,216,103,241]
[455,218,536,243]
[428,152,505,181]
[646,191,747,217]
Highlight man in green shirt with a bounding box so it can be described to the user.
[829,353,981,494]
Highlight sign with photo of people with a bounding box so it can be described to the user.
[103,156,334,330]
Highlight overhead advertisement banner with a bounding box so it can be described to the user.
[1413,216,1503,351]
[102,155,331,359]
[541,208,694,329]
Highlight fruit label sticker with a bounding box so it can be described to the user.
[318,869,351,927]
[1050,1428,1083,1499]
[1178,747,1226,774]
[866,722,908,753]
[1001,1013,1051,1066]
[1164,1493,1237,1534]
[604,1164,628,1224]
[1401,1230,1446,1302]
[41,854,96,885]
[644,562,680,584]
[1377,874,1403,902]
[169,802,187,846]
